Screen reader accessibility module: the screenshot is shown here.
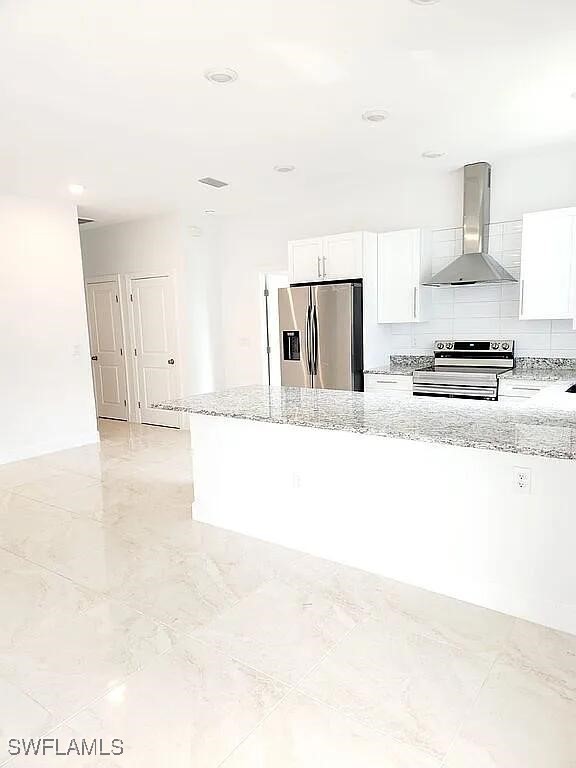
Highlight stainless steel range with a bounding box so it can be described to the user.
[413,340,515,401]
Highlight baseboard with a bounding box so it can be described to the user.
[0,430,100,465]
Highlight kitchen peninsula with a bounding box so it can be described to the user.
[156,385,576,636]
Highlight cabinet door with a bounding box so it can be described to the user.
[520,209,576,320]
[288,238,323,283]
[364,373,412,395]
[377,230,421,323]
[499,380,544,399]
[322,232,364,280]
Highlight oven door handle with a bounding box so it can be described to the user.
[413,384,498,398]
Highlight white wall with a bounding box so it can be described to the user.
[218,145,576,385]
[80,214,223,399]
[0,196,98,463]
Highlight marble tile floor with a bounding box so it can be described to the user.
[0,418,575,766]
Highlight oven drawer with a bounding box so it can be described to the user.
[413,383,497,400]
[413,370,497,388]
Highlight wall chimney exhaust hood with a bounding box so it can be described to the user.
[423,162,517,286]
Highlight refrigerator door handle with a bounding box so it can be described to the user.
[305,304,313,376]
[312,304,319,375]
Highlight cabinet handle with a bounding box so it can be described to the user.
[322,254,327,279]
[376,380,400,385]
[317,256,322,279]
[511,385,540,392]
[413,286,418,319]
[520,279,525,315]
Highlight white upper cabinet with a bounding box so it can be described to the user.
[377,229,428,323]
[520,208,576,320]
[322,232,364,280]
[288,237,324,283]
[288,232,365,283]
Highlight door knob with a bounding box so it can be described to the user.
[91,355,98,361]
[168,358,175,365]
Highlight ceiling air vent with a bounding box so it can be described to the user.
[198,177,228,188]
[78,218,95,225]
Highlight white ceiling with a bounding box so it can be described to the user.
[2,0,576,225]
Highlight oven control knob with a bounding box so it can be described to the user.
[502,342,510,350]
[491,342,500,350]
[445,342,453,349]
[437,342,445,350]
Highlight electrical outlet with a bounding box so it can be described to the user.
[513,467,532,494]
[292,471,302,489]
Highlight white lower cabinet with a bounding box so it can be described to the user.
[498,380,545,400]
[364,373,413,397]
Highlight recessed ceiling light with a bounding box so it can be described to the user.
[422,151,446,159]
[274,165,296,173]
[362,109,389,123]
[204,209,216,216]
[204,68,238,84]
[410,0,440,5]
[68,183,84,195]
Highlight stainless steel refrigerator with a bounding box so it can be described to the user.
[278,281,363,391]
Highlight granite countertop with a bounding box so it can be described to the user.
[366,356,576,383]
[500,368,576,382]
[364,355,433,376]
[155,385,576,461]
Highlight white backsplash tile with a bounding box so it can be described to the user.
[390,323,416,336]
[550,333,576,351]
[454,318,501,333]
[391,334,412,349]
[512,333,551,354]
[500,250,522,268]
[454,302,500,319]
[388,220,576,358]
[551,319,575,333]
[502,232,522,252]
[500,301,520,318]
[430,303,454,320]
[500,319,551,334]
[453,285,502,303]
[501,283,521,301]
[503,220,523,234]
[417,318,454,334]
[432,227,461,243]
[432,241,460,261]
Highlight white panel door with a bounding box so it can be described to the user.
[288,238,323,283]
[520,209,576,320]
[86,281,128,420]
[377,229,422,323]
[322,232,364,280]
[131,276,180,427]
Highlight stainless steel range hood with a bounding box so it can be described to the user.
[423,162,517,286]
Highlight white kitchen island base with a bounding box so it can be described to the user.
[191,411,576,637]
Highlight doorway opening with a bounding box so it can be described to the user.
[260,272,289,386]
